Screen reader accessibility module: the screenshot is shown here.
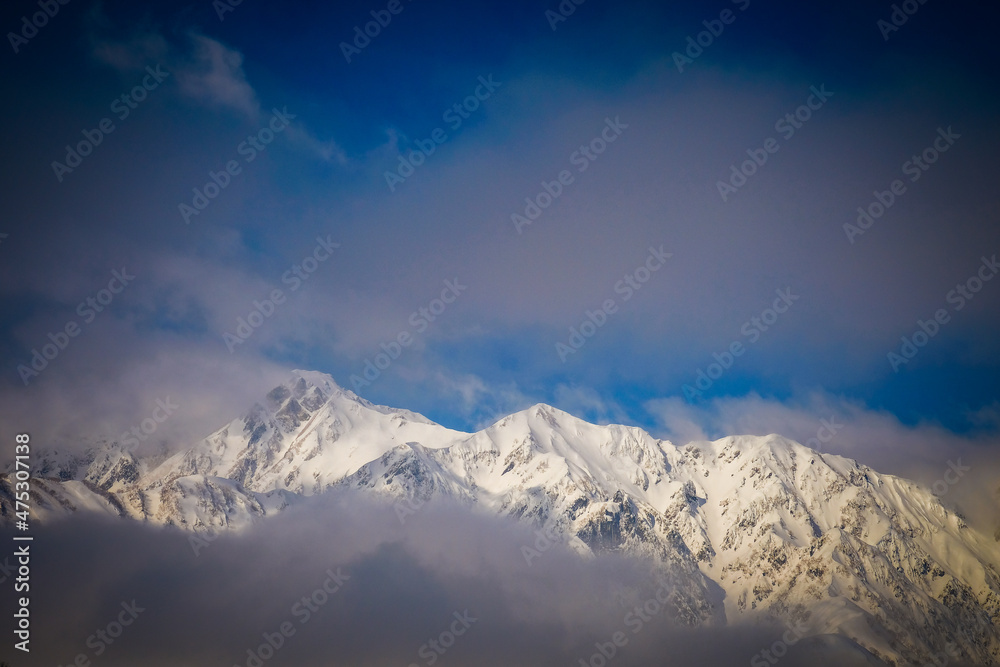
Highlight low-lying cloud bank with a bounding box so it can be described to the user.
[0,491,935,667]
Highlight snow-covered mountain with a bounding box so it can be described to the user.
[3,370,999,665]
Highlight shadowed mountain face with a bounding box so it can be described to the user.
[5,370,999,665]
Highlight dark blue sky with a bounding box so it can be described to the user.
[1,0,998,458]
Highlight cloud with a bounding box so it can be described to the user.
[553,383,632,426]
[88,12,259,120]
[174,33,260,120]
[429,370,532,429]
[90,27,169,72]
[89,20,349,161]
[87,10,353,165]
[0,247,300,456]
[645,391,1000,536]
[284,124,350,165]
[0,493,906,667]
[968,401,1000,430]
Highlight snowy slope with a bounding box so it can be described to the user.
[4,370,999,665]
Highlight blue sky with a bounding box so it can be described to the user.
[1,0,998,469]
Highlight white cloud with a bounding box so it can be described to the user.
[89,19,351,162]
[91,29,169,72]
[430,371,532,429]
[89,12,260,121]
[645,391,1000,536]
[284,124,350,165]
[175,33,260,120]
[553,383,631,425]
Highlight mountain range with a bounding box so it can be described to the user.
[3,369,998,665]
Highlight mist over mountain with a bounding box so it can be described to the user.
[5,370,997,666]
[3,0,1000,665]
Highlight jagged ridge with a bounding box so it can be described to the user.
[3,370,999,665]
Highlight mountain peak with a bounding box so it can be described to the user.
[498,402,597,431]
[7,370,1000,665]
[287,369,342,392]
